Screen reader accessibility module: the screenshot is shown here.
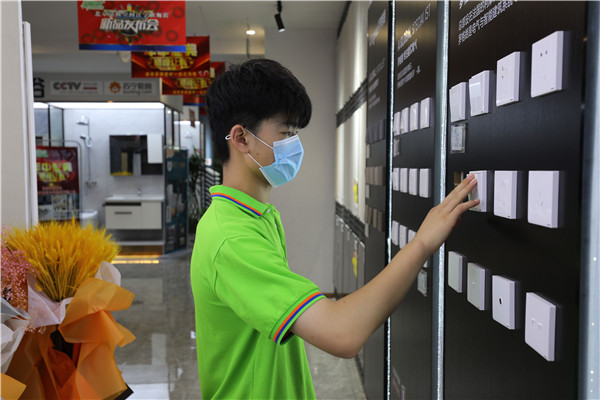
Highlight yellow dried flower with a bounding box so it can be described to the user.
[3,220,120,302]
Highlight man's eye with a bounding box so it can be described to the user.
[283,131,297,137]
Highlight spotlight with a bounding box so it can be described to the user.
[275,1,285,32]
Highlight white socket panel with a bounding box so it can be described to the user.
[419,168,431,198]
[400,107,409,134]
[408,229,416,243]
[525,292,557,361]
[469,70,491,116]
[531,31,564,98]
[469,170,493,212]
[409,168,419,195]
[391,220,399,246]
[400,168,409,193]
[449,82,467,122]
[410,102,419,131]
[467,263,491,311]
[528,170,560,228]
[399,225,408,248]
[497,52,521,106]
[418,270,428,297]
[393,111,401,136]
[492,276,521,330]
[494,170,520,219]
[420,97,432,129]
[448,251,466,293]
[392,168,400,191]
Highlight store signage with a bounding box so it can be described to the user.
[50,80,103,95]
[104,79,158,95]
[131,36,210,78]
[77,1,186,51]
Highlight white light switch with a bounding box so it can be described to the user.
[528,170,560,228]
[468,170,493,212]
[408,168,419,196]
[420,97,431,129]
[418,270,428,297]
[525,292,557,361]
[497,52,521,106]
[467,263,491,310]
[408,229,416,243]
[410,102,419,131]
[399,225,408,248]
[392,168,400,191]
[469,70,491,116]
[393,111,401,136]
[400,168,409,193]
[391,220,399,246]
[492,276,521,330]
[531,31,564,98]
[494,170,521,219]
[419,168,431,198]
[400,107,409,134]
[448,251,466,293]
[449,82,467,122]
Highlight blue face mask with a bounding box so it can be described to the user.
[244,128,304,187]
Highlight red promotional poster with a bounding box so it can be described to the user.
[182,62,225,105]
[131,36,210,78]
[78,1,186,51]
[36,146,81,221]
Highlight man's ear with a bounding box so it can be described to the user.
[227,124,250,155]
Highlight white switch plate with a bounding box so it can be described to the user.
[467,263,491,310]
[450,123,466,153]
[449,82,467,122]
[469,70,491,116]
[408,229,416,243]
[494,170,521,219]
[409,168,419,195]
[391,220,399,246]
[419,168,431,198]
[525,292,557,361]
[420,97,432,129]
[410,102,419,131]
[497,52,521,106]
[469,170,493,212]
[392,168,400,191]
[393,111,401,136]
[531,31,564,98]
[400,168,409,193]
[400,107,409,134]
[528,170,560,228]
[418,270,428,297]
[492,276,522,330]
[448,251,466,293]
[399,225,408,248]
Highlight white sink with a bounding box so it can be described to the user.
[105,194,164,202]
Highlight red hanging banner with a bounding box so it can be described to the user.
[182,62,225,105]
[131,36,210,78]
[78,1,186,51]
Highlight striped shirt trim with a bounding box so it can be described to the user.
[274,292,325,343]
[211,193,263,216]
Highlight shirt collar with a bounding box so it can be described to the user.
[210,185,269,218]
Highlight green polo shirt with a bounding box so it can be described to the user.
[190,185,324,399]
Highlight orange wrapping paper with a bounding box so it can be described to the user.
[5,278,135,399]
[1,372,26,399]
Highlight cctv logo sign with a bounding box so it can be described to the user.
[50,80,103,95]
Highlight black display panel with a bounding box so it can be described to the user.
[364,2,390,398]
[390,2,438,399]
[445,2,586,398]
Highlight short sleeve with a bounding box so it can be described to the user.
[213,235,324,344]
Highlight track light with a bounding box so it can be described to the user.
[274,1,285,32]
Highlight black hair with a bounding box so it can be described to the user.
[206,58,312,164]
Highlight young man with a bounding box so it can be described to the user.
[190,59,479,399]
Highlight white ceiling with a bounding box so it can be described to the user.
[21,0,348,73]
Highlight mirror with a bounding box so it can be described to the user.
[109,135,163,175]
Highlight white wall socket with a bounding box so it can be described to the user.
[392,168,400,191]
[400,107,409,134]
[420,97,432,129]
[531,31,564,98]
[391,220,399,246]
[410,102,419,131]
[400,168,409,193]
[448,251,466,293]
[469,70,491,116]
[449,82,467,122]
[492,276,522,330]
[497,52,521,106]
[393,111,402,136]
[528,170,560,228]
[469,170,493,212]
[525,292,557,361]
[494,170,522,219]
[418,270,428,297]
[419,168,431,198]
[409,168,419,195]
[467,263,491,311]
[399,225,408,248]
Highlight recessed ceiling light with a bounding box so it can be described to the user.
[246,28,256,35]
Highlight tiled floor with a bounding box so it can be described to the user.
[113,250,366,400]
